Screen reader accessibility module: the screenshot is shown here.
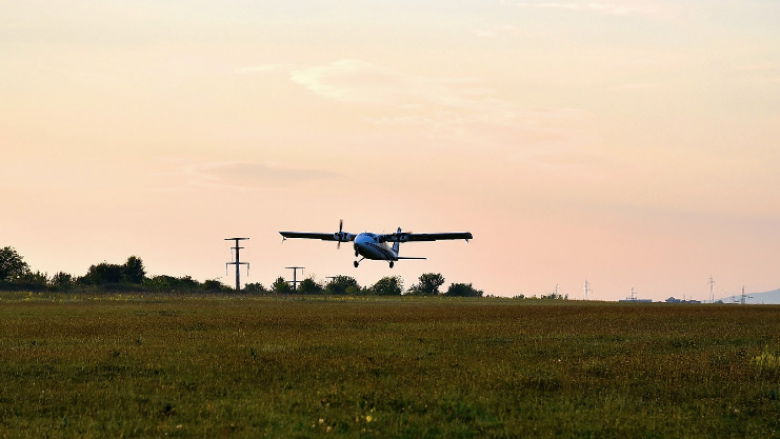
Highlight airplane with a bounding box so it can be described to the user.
[280,220,473,268]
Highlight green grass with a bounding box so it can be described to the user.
[1,293,779,438]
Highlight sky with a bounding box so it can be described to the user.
[2,0,779,301]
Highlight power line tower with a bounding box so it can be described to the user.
[285,266,305,291]
[708,276,715,303]
[739,285,752,305]
[583,279,592,301]
[225,238,250,292]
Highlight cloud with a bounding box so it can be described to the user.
[289,59,464,105]
[504,0,659,16]
[470,26,521,38]
[281,59,589,150]
[516,150,633,181]
[168,161,338,190]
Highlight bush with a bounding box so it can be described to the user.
[445,283,483,297]
[272,277,292,294]
[244,282,267,294]
[324,276,360,295]
[297,278,323,295]
[203,279,225,292]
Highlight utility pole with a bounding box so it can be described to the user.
[740,285,752,305]
[285,266,305,291]
[708,276,715,303]
[225,238,250,292]
[583,279,591,301]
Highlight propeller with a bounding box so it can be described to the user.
[381,227,410,243]
[395,227,411,241]
[337,219,345,249]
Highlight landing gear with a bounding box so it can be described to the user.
[355,249,359,257]
[354,257,365,268]
[389,261,395,269]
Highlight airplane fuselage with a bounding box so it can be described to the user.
[354,233,397,261]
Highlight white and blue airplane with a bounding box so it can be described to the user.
[280,220,472,268]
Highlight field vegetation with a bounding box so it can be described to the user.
[1,294,779,438]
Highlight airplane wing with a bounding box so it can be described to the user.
[279,231,356,242]
[380,232,473,243]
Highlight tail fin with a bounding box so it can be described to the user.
[392,227,401,255]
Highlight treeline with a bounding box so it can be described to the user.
[249,272,484,297]
[0,247,227,293]
[0,246,484,296]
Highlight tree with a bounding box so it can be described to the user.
[298,277,323,295]
[0,246,30,281]
[372,276,403,296]
[176,275,201,290]
[272,276,292,294]
[244,282,266,294]
[143,275,177,291]
[122,256,146,284]
[80,256,146,286]
[445,282,484,297]
[324,275,360,295]
[83,262,124,285]
[407,273,445,295]
[21,270,48,286]
[51,272,74,289]
[203,279,224,292]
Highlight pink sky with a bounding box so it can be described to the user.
[2,0,779,300]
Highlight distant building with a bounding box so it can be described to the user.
[665,297,701,304]
[619,287,652,302]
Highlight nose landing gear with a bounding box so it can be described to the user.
[389,261,395,269]
[354,257,365,268]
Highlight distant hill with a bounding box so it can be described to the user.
[721,288,780,305]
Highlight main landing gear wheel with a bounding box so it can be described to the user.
[354,260,359,268]
[389,261,395,269]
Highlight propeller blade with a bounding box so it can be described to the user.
[337,219,344,249]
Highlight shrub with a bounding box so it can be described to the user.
[445,282,483,297]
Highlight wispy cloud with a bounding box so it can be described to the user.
[276,59,589,151]
[503,0,659,16]
[166,161,338,190]
[471,25,521,38]
[288,59,479,105]
[516,150,633,181]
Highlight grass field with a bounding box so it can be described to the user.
[1,293,779,438]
